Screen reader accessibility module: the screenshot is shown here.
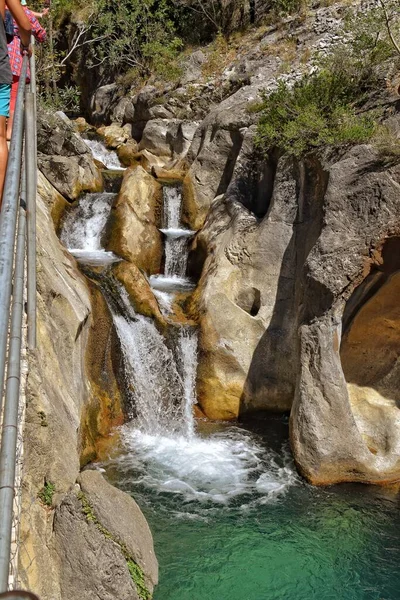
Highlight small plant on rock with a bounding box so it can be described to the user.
[38,481,56,507]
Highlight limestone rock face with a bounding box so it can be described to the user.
[78,470,158,590]
[107,166,163,273]
[106,165,163,273]
[290,145,400,485]
[37,111,103,200]
[193,129,400,485]
[55,492,141,600]
[193,154,305,419]
[183,93,254,230]
[54,471,158,600]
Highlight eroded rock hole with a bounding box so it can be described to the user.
[236,287,261,317]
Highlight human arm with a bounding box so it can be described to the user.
[5,0,31,47]
[24,8,46,42]
[30,7,49,19]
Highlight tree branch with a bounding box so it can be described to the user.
[379,0,400,56]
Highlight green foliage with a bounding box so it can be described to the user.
[38,481,56,506]
[127,560,151,600]
[254,2,400,158]
[78,492,151,600]
[86,0,183,80]
[255,70,377,157]
[270,0,306,17]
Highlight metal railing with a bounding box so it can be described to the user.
[0,41,38,594]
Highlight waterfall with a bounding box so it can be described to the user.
[159,186,195,280]
[109,283,197,437]
[83,138,125,171]
[60,192,119,265]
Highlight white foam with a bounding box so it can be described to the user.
[117,426,297,506]
[149,275,195,293]
[83,138,125,171]
[61,192,115,253]
[68,249,120,266]
[160,228,196,239]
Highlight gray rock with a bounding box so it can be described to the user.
[181,50,206,85]
[78,470,158,590]
[90,83,119,125]
[38,154,102,201]
[139,118,199,159]
[54,493,140,600]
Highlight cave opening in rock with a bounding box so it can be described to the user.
[340,237,400,455]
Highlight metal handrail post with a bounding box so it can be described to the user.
[0,56,28,410]
[0,198,26,592]
[25,92,36,349]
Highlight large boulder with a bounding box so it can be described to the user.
[290,144,400,485]
[112,260,166,326]
[192,153,301,419]
[138,118,199,161]
[38,154,103,201]
[37,111,103,200]
[105,165,163,273]
[55,470,157,600]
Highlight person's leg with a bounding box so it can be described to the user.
[0,116,8,207]
[0,83,11,208]
[6,76,19,141]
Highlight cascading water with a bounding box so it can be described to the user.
[61,192,119,265]
[83,138,125,171]
[150,185,195,313]
[110,284,197,438]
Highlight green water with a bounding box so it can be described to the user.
[104,415,400,600]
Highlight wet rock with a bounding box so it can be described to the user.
[113,260,166,326]
[106,165,163,273]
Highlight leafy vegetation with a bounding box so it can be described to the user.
[38,481,56,506]
[255,1,400,157]
[255,71,377,157]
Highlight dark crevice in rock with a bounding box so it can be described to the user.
[187,234,208,280]
[216,130,244,197]
[227,151,279,219]
[342,236,400,336]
